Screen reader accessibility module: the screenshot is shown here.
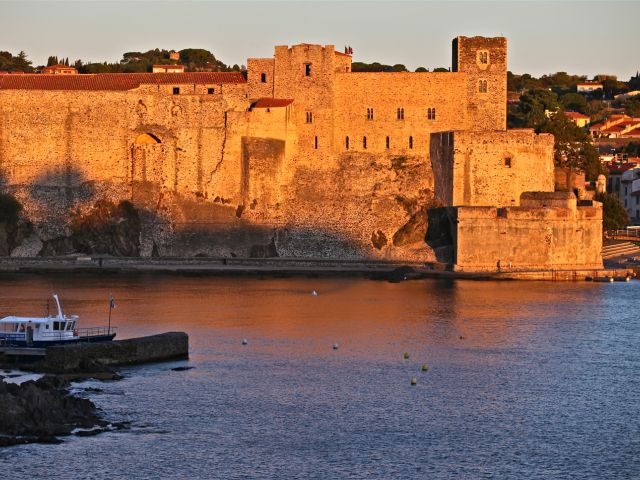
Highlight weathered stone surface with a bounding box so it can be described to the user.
[42,332,189,373]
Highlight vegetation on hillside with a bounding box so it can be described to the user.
[0,51,34,72]
[596,192,630,231]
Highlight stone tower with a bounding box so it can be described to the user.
[452,36,507,131]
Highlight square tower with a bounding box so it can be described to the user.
[452,36,507,131]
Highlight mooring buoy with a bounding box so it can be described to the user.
[403,352,410,359]
[421,364,429,372]
[242,339,248,345]
[411,377,417,386]
[333,343,339,350]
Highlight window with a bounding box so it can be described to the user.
[397,108,404,120]
[261,73,267,83]
[305,63,311,76]
[636,196,639,205]
[363,136,367,149]
[409,136,413,149]
[386,136,390,149]
[427,108,436,120]
[478,80,488,93]
[367,108,374,120]
[306,111,313,124]
[504,157,512,168]
[172,87,180,95]
[207,88,215,95]
[315,136,318,149]
[478,50,489,65]
[625,186,628,195]
[346,136,349,150]
[53,321,59,330]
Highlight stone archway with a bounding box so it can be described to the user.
[132,133,162,183]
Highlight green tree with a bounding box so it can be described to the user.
[515,88,559,127]
[596,192,629,230]
[391,64,408,72]
[536,112,605,180]
[46,55,59,66]
[433,67,449,72]
[415,67,428,72]
[560,92,588,113]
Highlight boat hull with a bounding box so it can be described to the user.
[0,333,116,348]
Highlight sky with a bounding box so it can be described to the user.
[1,0,639,79]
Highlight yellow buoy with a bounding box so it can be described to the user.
[421,364,429,372]
[411,377,417,386]
[403,352,410,359]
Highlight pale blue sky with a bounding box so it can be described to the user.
[1,1,638,79]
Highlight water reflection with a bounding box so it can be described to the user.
[0,274,637,479]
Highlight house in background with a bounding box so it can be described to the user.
[564,111,590,128]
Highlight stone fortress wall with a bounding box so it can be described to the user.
[0,36,603,269]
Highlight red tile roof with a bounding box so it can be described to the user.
[608,163,638,174]
[0,72,246,91]
[251,98,293,108]
[564,111,590,120]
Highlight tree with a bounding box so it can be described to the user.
[47,55,59,66]
[433,67,449,72]
[514,88,559,127]
[536,112,605,180]
[596,192,629,231]
[560,92,587,113]
[391,64,408,72]
[415,67,428,72]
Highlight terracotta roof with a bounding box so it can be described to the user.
[0,72,246,91]
[152,64,184,69]
[44,64,72,69]
[564,111,590,120]
[608,164,638,174]
[251,98,293,109]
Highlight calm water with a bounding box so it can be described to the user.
[0,274,639,479]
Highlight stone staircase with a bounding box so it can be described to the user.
[602,241,640,260]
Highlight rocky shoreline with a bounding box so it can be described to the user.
[0,374,125,447]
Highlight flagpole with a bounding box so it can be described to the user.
[108,293,113,335]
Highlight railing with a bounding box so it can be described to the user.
[606,228,640,239]
[0,333,26,345]
[76,326,117,338]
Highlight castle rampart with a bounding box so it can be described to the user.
[0,36,603,269]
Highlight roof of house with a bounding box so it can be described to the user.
[607,163,640,174]
[564,111,590,120]
[0,72,246,91]
[251,98,294,109]
[152,64,184,69]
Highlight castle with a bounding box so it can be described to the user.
[0,36,603,270]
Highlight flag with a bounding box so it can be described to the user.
[109,293,117,309]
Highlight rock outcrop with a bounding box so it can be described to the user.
[0,376,105,447]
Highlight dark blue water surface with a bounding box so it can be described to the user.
[1,274,639,479]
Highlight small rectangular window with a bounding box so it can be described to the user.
[409,136,413,149]
[397,108,404,120]
[173,87,180,95]
[207,88,215,95]
[363,136,367,149]
[346,136,349,150]
[505,157,512,168]
[305,63,311,76]
[306,112,313,124]
[367,108,374,120]
[261,73,267,83]
[428,108,436,120]
[314,136,318,149]
[386,136,390,149]
[478,80,488,93]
